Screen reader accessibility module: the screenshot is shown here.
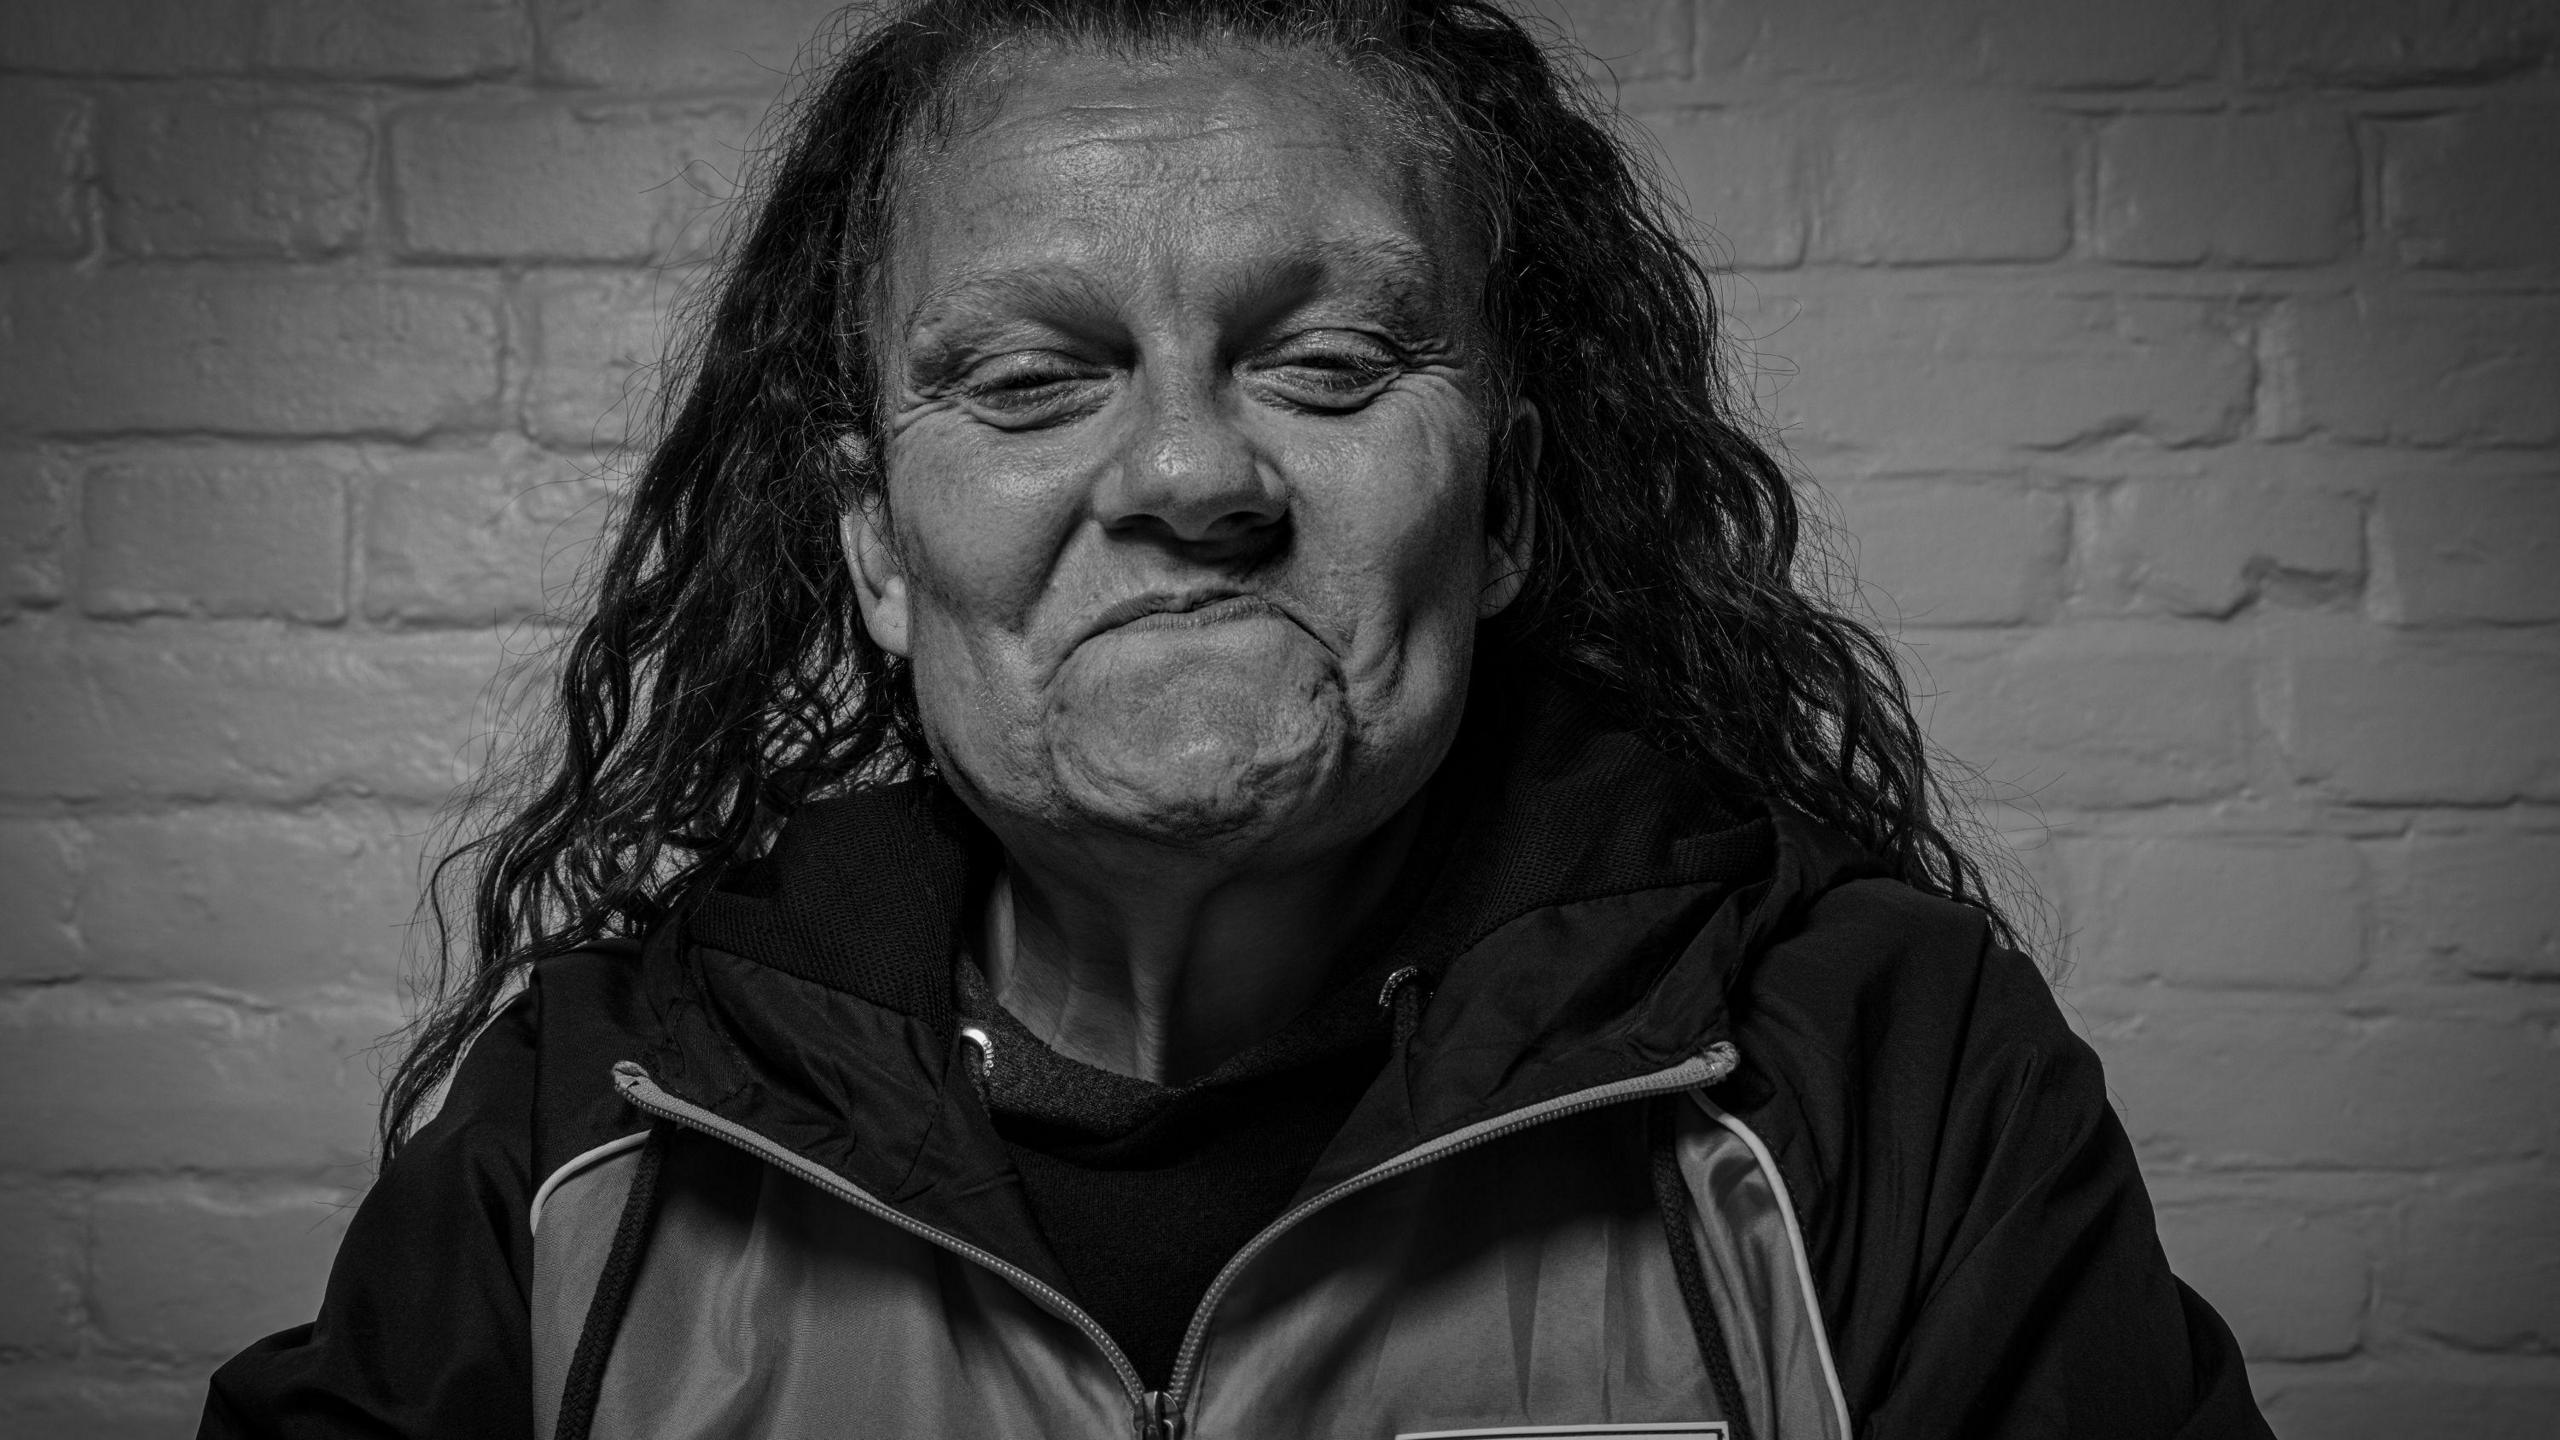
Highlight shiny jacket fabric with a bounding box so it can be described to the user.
[201,684,2275,1439]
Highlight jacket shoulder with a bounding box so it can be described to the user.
[520,942,660,1185]
[200,974,557,1438]
[1723,877,2262,1436]
[1739,875,2067,1080]
[412,945,659,1190]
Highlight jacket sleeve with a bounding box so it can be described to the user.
[1858,943,2274,1439]
[198,989,540,1440]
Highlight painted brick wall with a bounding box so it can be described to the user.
[0,0,2553,1434]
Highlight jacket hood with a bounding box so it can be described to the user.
[627,670,1889,1288]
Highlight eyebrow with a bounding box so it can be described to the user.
[902,233,1449,351]
[903,268,1123,350]
[1279,234,1443,327]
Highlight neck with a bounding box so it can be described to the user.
[979,805,1423,1084]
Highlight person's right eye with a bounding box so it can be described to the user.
[960,352,1109,425]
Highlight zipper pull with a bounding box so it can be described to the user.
[1133,1389,1184,1440]
[1699,1039,1740,1085]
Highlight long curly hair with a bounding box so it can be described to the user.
[386,0,2014,1153]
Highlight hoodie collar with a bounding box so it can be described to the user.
[641,671,1875,1267]
[681,671,1775,1026]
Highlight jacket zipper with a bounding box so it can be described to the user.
[614,1042,1736,1439]
[611,1063,1155,1410]
[1134,1386,1182,1440]
[1152,1041,1737,1432]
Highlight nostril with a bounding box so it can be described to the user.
[1104,501,1291,569]
[1097,390,1286,545]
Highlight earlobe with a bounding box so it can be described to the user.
[1479,399,1540,619]
[840,502,913,658]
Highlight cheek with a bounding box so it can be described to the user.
[1278,403,1492,635]
[885,424,1084,634]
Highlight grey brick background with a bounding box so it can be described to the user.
[0,0,2554,1433]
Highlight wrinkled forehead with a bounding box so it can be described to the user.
[876,41,1483,343]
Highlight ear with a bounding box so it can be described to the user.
[840,496,913,659]
[1478,398,1540,620]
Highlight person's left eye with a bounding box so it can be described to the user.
[1247,333,1403,412]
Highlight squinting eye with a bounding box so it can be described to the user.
[960,353,1106,422]
[1253,336,1402,410]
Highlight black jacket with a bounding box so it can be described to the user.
[203,681,2274,1438]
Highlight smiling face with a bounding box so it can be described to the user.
[846,44,1526,865]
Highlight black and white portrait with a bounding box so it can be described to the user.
[1,2,2554,1437]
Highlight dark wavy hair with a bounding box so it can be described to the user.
[385,0,2014,1153]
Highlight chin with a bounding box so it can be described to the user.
[1046,685,1352,850]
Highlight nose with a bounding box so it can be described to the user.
[1093,363,1287,562]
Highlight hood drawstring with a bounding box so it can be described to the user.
[1650,1096,1758,1440]
[1378,965,1432,1050]
[555,1121,671,1440]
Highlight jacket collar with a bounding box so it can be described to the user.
[633,668,1879,1274]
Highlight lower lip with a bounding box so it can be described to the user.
[1109,595,1288,634]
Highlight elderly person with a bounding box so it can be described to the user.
[203,1,2272,1437]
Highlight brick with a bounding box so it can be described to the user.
[2373,474,2560,624]
[2241,0,2558,85]
[2091,1005,2557,1169]
[0,627,505,805]
[534,0,850,90]
[2062,834,2365,989]
[0,1188,80,1352]
[1824,478,2066,625]
[1650,107,1805,269]
[2084,473,2364,617]
[0,1361,204,1440]
[0,270,503,439]
[100,95,370,258]
[2275,293,2560,448]
[2260,1376,2560,1440]
[2383,107,2560,270]
[89,1183,350,1359]
[362,444,612,627]
[0,990,387,1171]
[1700,0,2220,87]
[0,0,255,75]
[1696,0,1977,81]
[2281,637,2560,804]
[0,85,89,258]
[1756,288,2253,457]
[2382,831,2560,980]
[1819,98,2071,264]
[78,455,347,621]
[2155,1197,2367,1359]
[1917,625,2256,808]
[1520,0,1693,83]
[1975,0,2225,88]
[526,270,677,449]
[0,451,70,608]
[258,0,529,80]
[81,808,418,996]
[391,100,749,262]
[2399,1177,2560,1350]
[0,820,83,982]
[2095,110,2359,267]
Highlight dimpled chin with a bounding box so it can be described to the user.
[1043,627,1348,844]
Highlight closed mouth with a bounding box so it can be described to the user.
[1079,590,1288,643]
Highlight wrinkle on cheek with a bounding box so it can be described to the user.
[889,433,1079,623]
[1271,400,1487,629]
